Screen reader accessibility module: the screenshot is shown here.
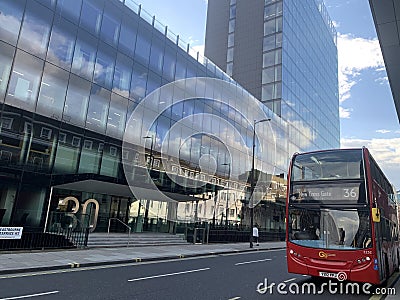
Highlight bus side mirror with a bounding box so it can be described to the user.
[372,207,380,223]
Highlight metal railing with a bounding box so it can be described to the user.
[107,218,132,247]
[0,228,89,251]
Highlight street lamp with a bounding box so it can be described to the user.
[142,135,154,231]
[143,135,154,169]
[250,118,271,248]
[222,162,231,227]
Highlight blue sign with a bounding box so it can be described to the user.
[374,259,378,264]
[373,265,378,270]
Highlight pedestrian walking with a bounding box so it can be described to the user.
[253,225,259,246]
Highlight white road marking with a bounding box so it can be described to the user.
[221,249,285,256]
[235,258,272,266]
[283,278,296,283]
[0,291,59,300]
[128,267,210,282]
[228,297,241,300]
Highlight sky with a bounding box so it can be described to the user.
[135,0,400,189]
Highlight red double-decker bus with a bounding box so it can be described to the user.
[286,148,399,284]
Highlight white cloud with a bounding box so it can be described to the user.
[339,106,352,119]
[337,33,385,117]
[192,44,205,57]
[376,129,391,134]
[375,76,388,85]
[341,137,400,188]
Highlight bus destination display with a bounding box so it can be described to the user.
[290,183,361,202]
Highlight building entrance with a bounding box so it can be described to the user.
[108,196,130,233]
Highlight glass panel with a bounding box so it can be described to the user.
[113,53,133,98]
[100,144,120,177]
[35,0,56,9]
[146,72,161,96]
[26,123,55,171]
[276,65,282,81]
[47,18,77,71]
[0,41,15,101]
[107,93,128,139]
[275,82,282,98]
[149,39,164,73]
[229,5,236,18]
[130,63,147,101]
[226,62,233,76]
[263,19,276,36]
[262,67,275,84]
[226,48,234,62]
[262,83,274,101]
[79,0,103,36]
[134,27,151,64]
[175,54,187,80]
[53,134,80,174]
[72,29,98,81]
[0,183,17,225]
[78,139,100,174]
[263,50,276,68]
[162,46,176,81]
[36,63,69,120]
[63,74,91,126]
[86,85,110,134]
[276,1,283,16]
[263,35,275,52]
[118,14,137,57]
[94,42,116,90]
[155,115,170,152]
[56,0,82,24]
[264,3,277,19]
[18,1,52,59]
[186,63,196,78]
[100,1,121,47]
[6,50,43,112]
[276,32,282,48]
[0,0,25,45]
[227,33,234,47]
[228,19,235,33]
[276,16,282,32]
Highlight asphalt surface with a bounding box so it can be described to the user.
[0,242,400,300]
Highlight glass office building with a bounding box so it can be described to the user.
[0,0,338,237]
[205,0,339,153]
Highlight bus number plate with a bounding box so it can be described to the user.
[319,272,337,279]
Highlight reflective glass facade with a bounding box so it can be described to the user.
[280,0,339,151]
[205,0,339,153]
[0,0,331,236]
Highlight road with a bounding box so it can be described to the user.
[0,249,390,299]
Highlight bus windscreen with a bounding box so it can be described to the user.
[291,149,364,181]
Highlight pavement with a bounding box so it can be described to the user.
[0,241,286,275]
